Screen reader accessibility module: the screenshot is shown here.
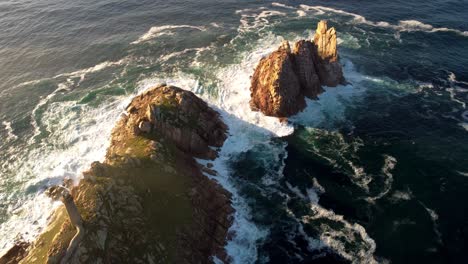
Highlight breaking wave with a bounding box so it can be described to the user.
[297,4,468,37]
[131,25,206,44]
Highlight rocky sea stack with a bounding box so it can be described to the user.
[6,85,233,264]
[250,20,345,117]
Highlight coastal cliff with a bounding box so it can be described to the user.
[7,85,233,263]
[250,20,345,117]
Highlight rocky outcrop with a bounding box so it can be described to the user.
[13,85,233,264]
[292,40,323,99]
[250,41,305,117]
[129,85,228,160]
[313,20,345,87]
[0,241,29,264]
[250,20,345,117]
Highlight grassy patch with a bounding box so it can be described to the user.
[20,207,74,264]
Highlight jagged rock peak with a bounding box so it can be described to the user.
[249,20,345,117]
[313,20,338,62]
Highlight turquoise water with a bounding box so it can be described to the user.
[0,1,467,263]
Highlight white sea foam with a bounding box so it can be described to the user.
[236,8,287,33]
[29,87,62,143]
[11,59,127,93]
[303,204,377,263]
[134,32,296,262]
[2,121,18,142]
[297,223,327,251]
[286,182,307,200]
[0,95,132,255]
[397,20,468,36]
[159,46,211,63]
[1,55,131,254]
[296,10,306,17]
[66,59,127,85]
[0,4,395,261]
[390,188,414,202]
[27,58,127,143]
[366,155,397,202]
[210,22,222,28]
[271,2,296,10]
[131,25,206,44]
[298,5,468,37]
[288,180,377,263]
[295,127,372,193]
[449,72,468,86]
[291,60,367,126]
[420,202,442,244]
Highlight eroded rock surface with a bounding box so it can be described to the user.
[313,20,345,86]
[292,40,323,99]
[250,20,345,117]
[0,241,30,264]
[250,41,305,117]
[14,85,233,264]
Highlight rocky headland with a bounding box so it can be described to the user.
[250,20,345,117]
[3,85,233,264]
[1,20,345,264]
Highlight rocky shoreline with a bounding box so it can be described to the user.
[2,85,233,264]
[1,20,345,264]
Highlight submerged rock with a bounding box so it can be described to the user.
[250,20,345,117]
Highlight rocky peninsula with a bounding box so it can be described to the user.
[250,20,345,117]
[2,85,233,263]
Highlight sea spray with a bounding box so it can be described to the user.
[0,94,134,255]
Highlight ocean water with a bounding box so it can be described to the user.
[1,0,467,263]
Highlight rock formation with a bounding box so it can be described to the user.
[12,85,233,264]
[133,85,228,160]
[0,240,29,264]
[250,20,345,117]
[313,20,345,87]
[250,41,305,117]
[292,40,323,99]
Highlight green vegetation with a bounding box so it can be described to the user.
[20,208,74,264]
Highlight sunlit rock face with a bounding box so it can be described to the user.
[11,85,233,264]
[250,20,345,117]
[249,41,305,117]
[313,20,345,87]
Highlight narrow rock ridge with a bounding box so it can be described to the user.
[12,85,233,264]
[250,20,345,117]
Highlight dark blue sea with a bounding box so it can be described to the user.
[1,0,467,263]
